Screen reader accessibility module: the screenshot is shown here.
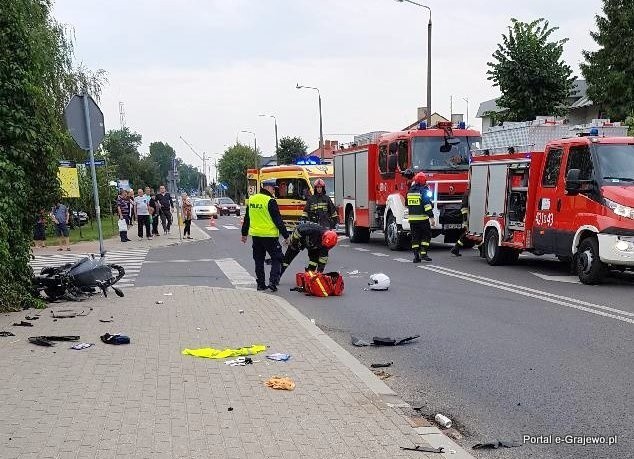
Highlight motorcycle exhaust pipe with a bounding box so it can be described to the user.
[112,287,124,297]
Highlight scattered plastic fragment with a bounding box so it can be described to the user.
[227,407,233,411]
[370,362,393,368]
[372,370,392,380]
[13,321,33,327]
[28,335,80,347]
[265,376,295,391]
[435,413,452,428]
[472,440,522,449]
[163,292,173,296]
[238,310,244,314]
[351,336,371,347]
[99,319,113,323]
[0,331,15,337]
[70,343,94,350]
[155,301,164,305]
[266,353,291,361]
[400,445,445,453]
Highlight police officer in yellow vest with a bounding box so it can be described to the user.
[241,179,289,291]
[407,172,435,263]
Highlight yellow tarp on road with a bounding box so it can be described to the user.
[181,344,266,359]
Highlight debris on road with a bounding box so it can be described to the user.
[225,357,255,366]
[266,353,291,361]
[155,301,164,305]
[372,370,392,380]
[472,440,522,449]
[70,343,94,350]
[238,309,244,314]
[0,331,16,337]
[352,335,420,347]
[227,407,233,411]
[13,321,33,327]
[400,445,445,453]
[99,319,113,323]
[28,335,80,347]
[163,292,173,296]
[370,362,393,368]
[181,344,266,359]
[25,316,40,321]
[100,333,130,345]
[434,413,453,428]
[51,308,92,319]
[351,336,372,347]
[265,376,295,391]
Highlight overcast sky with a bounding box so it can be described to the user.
[53,0,603,179]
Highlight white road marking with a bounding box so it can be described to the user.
[340,244,350,247]
[371,253,390,257]
[393,258,412,263]
[145,259,215,264]
[531,272,580,284]
[222,225,238,230]
[421,265,634,325]
[215,258,256,289]
[337,236,349,240]
[205,226,219,231]
[354,248,370,252]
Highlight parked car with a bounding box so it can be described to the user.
[192,199,218,219]
[71,210,89,227]
[213,197,240,216]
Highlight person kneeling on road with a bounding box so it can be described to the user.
[280,222,338,275]
[241,179,289,292]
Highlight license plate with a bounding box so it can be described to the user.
[443,224,463,229]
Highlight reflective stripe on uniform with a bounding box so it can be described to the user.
[424,204,432,212]
[318,257,328,263]
[408,215,429,221]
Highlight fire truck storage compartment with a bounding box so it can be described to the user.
[334,149,369,214]
[468,162,509,234]
[507,165,529,230]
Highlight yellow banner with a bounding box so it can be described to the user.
[58,165,80,198]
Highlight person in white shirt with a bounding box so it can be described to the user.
[134,188,152,240]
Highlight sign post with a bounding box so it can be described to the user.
[64,94,106,255]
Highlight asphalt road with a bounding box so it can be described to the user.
[136,217,634,459]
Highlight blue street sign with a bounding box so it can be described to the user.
[84,159,106,167]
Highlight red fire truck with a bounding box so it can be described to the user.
[467,125,634,284]
[334,122,482,249]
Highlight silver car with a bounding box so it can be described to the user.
[193,199,218,219]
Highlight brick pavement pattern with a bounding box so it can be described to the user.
[0,286,439,459]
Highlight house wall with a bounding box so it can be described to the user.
[568,106,601,126]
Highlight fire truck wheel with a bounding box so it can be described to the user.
[576,237,607,285]
[347,211,370,243]
[385,213,409,251]
[484,228,519,265]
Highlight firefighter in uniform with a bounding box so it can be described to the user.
[281,222,338,275]
[241,179,289,292]
[450,191,470,256]
[407,172,435,263]
[302,178,338,229]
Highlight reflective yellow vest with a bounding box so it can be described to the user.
[248,193,279,237]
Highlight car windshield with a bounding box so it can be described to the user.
[195,199,212,206]
[596,144,634,185]
[411,136,480,171]
[218,198,234,205]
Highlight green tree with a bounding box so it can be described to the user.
[487,18,576,121]
[148,141,176,186]
[581,0,634,121]
[177,161,203,193]
[218,143,259,202]
[0,0,104,311]
[276,136,308,165]
[102,128,160,190]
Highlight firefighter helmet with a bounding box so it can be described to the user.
[368,273,390,290]
[414,172,427,185]
[313,178,326,188]
[321,230,338,249]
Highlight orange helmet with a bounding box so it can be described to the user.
[321,230,338,249]
[313,178,326,188]
[414,172,427,185]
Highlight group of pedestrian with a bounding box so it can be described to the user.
[116,185,175,241]
[241,178,339,292]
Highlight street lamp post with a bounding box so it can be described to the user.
[239,130,258,169]
[296,84,324,161]
[395,0,432,127]
[259,114,279,153]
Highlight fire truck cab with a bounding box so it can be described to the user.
[468,123,634,284]
[334,122,481,250]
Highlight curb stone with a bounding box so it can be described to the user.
[270,294,476,459]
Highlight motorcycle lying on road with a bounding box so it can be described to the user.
[33,254,125,301]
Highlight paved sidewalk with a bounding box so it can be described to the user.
[0,286,472,459]
[33,219,210,255]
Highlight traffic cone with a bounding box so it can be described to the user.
[209,217,216,228]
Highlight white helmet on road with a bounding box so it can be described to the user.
[368,273,390,291]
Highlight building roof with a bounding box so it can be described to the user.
[402,113,450,131]
[476,79,592,118]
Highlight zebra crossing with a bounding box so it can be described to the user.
[29,248,150,288]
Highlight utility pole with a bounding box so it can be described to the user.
[179,136,207,194]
